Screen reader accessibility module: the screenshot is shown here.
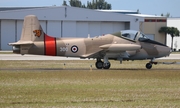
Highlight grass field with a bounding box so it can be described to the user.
[0,60,180,108]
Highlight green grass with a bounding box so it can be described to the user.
[0,60,180,108]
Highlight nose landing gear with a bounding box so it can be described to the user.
[146,63,152,69]
[146,59,158,69]
[146,60,180,69]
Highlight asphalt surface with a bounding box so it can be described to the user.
[0,54,85,60]
[0,54,179,60]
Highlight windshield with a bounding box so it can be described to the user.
[121,30,138,40]
[139,32,148,39]
[121,30,149,41]
[120,30,166,46]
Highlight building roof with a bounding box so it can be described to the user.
[128,14,166,18]
[97,10,138,14]
[0,7,45,11]
[0,6,144,22]
[0,6,139,14]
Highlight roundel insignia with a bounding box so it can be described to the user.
[71,45,78,53]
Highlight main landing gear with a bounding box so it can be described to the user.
[95,58,111,69]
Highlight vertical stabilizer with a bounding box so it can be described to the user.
[20,15,44,42]
[8,15,46,54]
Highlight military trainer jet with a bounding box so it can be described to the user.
[9,15,171,69]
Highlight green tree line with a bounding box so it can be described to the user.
[62,0,111,10]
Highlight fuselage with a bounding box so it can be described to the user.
[21,34,171,60]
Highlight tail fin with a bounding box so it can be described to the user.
[20,15,44,42]
[9,15,46,54]
[9,15,57,55]
[9,15,44,46]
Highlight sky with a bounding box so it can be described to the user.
[0,0,179,17]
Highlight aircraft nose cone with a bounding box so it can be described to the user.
[156,45,171,57]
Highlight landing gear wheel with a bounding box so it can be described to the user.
[146,63,152,69]
[95,61,103,69]
[103,62,111,69]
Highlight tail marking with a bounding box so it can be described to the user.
[33,30,42,37]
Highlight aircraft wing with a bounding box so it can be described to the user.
[81,44,141,58]
[99,44,141,51]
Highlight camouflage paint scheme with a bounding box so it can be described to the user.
[9,15,171,69]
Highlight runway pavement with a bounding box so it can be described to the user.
[0,54,179,60]
[0,54,83,60]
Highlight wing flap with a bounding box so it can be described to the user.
[99,44,141,51]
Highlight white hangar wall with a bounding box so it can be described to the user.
[63,21,125,37]
[0,6,143,50]
[167,18,180,51]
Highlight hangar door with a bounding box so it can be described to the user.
[1,20,15,50]
[76,21,125,38]
[47,21,61,37]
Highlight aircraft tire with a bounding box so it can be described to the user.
[96,61,103,69]
[103,63,111,69]
[146,63,152,69]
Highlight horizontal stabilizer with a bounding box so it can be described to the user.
[9,41,33,46]
[99,44,141,51]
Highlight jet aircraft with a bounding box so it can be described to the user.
[9,15,171,69]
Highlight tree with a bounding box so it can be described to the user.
[87,1,92,9]
[137,9,140,14]
[69,0,82,7]
[93,0,111,10]
[62,0,68,6]
[168,27,180,50]
[62,0,111,10]
[81,4,86,8]
[160,12,171,17]
[159,27,180,50]
[166,13,170,17]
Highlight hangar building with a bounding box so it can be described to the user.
[0,6,167,50]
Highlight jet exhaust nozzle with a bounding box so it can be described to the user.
[12,45,20,54]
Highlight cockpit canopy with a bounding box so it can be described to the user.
[112,30,167,47]
[112,30,149,41]
[121,30,148,41]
